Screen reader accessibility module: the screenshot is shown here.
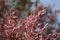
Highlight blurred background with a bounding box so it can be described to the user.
[0,0,60,40]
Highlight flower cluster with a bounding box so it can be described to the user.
[0,0,60,40]
[0,6,49,40]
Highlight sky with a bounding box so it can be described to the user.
[40,0,60,22]
[40,0,60,10]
